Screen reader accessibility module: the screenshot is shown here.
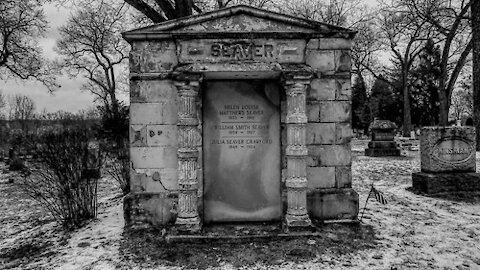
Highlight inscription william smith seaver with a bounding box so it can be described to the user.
[203,80,281,222]
[211,104,272,148]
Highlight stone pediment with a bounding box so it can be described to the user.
[123,5,355,41]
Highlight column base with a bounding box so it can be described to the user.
[412,172,480,194]
[175,216,201,233]
[307,188,359,221]
[285,213,312,228]
[365,148,401,157]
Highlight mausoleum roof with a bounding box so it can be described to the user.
[123,5,356,42]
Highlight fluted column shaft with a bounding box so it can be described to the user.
[284,76,312,227]
[175,78,201,232]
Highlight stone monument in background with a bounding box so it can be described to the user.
[365,120,401,157]
[412,126,480,194]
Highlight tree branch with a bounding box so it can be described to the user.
[124,0,167,23]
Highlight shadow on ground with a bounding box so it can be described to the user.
[118,223,378,269]
[407,187,480,204]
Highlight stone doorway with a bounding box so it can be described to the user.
[202,80,282,223]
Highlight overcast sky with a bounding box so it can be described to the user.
[0,3,131,114]
[0,4,91,113]
[1,1,379,114]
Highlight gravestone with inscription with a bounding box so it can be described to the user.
[122,5,359,232]
[412,126,480,194]
[365,120,401,157]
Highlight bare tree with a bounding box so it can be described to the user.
[450,74,473,122]
[7,94,36,132]
[406,0,472,126]
[364,2,436,136]
[275,0,370,27]
[0,90,6,120]
[472,0,480,149]
[0,0,57,91]
[8,94,36,121]
[56,1,130,120]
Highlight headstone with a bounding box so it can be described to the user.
[365,120,401,156]
[412,126,480,194]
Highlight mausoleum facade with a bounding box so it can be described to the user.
[123,5,359,232]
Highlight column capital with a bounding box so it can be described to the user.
[285,177,308,188]
[173,73,203,84]
[281,65,314,82]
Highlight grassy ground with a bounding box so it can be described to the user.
[1,141,480,269]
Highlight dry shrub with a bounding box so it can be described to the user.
[19,126,102,230]
[105,141,130,195]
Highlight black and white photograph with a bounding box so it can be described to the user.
[1,0,480,269]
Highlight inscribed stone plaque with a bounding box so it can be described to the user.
[420,126,476,173]
[203,80,281,222]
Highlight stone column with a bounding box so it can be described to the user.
[284,74,312,227]
[174,75,202,232]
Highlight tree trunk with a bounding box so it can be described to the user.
[175,0,193,17]
[472,0,480,150]
[402,69,412,136]
[438,80,450,126]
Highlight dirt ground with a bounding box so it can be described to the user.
[1,140,480,270]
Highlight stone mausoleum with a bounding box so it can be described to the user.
[123,5,358,232]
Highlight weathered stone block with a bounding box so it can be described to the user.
[306,50,335,74]
[124,192,177,228]
[308,78,336,101]
[335,50,351,73]
[131,168,179,193]
[146,125,178,146]
[412,172,480,194]
[130,147,178,169]
[319,101,350,123]
[307,123,335,144]
[336,78,351,101]
[306,39,320,49]
[307,166,335,188]
[131,41,176,51]
[307,188,358,220]
[420,126,476,173]
[130,80,178,103]
[130,49,178,73]
[308,144,351,166]
[130,125,147,147]
[336,123,352,144]
[130,103,178,125]
[319,38,352,50]
[277,40,307,63]
[335,166,351,188]
[306,102,320,122]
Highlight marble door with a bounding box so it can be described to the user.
[203,80,282,222]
